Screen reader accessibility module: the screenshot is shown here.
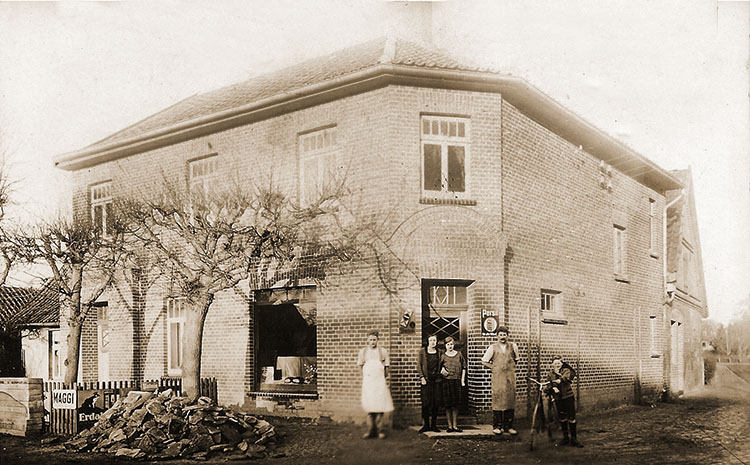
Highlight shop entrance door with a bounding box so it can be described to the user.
[422,280,471,413]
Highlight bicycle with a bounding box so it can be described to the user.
[527,377,558,451]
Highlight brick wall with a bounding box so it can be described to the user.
[501,99,666,410]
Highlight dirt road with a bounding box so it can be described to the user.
[1,386,747,465]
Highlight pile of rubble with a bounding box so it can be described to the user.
[65,389,277,460]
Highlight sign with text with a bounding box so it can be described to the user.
[77,389,107,430]
[51,389,77,409]
[481,309,500,336]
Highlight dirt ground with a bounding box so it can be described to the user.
[1,385,748,465]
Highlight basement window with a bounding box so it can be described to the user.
[254,287,317,394]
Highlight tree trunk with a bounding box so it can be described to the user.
[131,304,144,380]
[64,320,83,384]
[181,293,214,400]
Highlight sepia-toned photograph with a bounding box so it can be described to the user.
[0,1,748,464]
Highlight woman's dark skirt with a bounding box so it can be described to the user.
[421,381,443,415]
[442,379,461,408]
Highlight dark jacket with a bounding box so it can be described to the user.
[547,362,576,400]
[417,347,444,382]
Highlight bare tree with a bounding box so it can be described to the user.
[121,175,372,399]
[0,156,15,286]
[4,213,126,383]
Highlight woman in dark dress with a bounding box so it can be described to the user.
[440,336,466,432]
[417,334,443,433]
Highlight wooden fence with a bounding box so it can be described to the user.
[43,377,217,436]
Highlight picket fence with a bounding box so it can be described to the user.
[43,377,217,436]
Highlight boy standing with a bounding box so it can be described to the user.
[547,356,583,447]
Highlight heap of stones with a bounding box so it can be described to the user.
[65,389,277,460]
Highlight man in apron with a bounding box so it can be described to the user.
[481,326,519,435]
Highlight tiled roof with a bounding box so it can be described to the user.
[86,37,487,152]
[0,287,37,325]
[0,285,60,328]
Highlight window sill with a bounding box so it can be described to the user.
[650,353,661,359]
[649,251,659,259]
[614,274,631,283]
[248,391,319,399]
[420,197,477,206]
[542,317,568,325]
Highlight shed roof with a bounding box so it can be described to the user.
[53,37,682,192]
[0,285,60,328]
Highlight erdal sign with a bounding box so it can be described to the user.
[52,389,77,409]
[481,309,500,336]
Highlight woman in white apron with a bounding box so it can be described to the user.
[357,330,394,439]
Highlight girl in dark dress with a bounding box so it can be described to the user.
[440,336,466,432]
[417,334,443,433]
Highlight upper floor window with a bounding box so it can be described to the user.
[299,126,339,207]
[613,224,627,278]
[91,182,113,236]
[167,298,186,376]
[421,116,470,198]
[189,156,219,199]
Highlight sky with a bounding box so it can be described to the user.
[0,0,748,324]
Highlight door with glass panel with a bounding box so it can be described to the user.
[422,280,471,411]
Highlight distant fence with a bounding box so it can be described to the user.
[43,377,217,436]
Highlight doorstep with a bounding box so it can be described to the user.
[410,424,504,438]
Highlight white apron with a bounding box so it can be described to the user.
[361,356,394,413]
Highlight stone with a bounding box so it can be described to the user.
[219,423,242,443]
[65,437,90,452]
[183,433,214,456]
[236,439,249,452]
[127,407,148,426]
[209,443,231,452]
[108,429,126,443]
[136,435,157,454]
[159,441,183,458]
[192,451,208,460]
[188,410,205,424]
[254,419,273,435]
[142,419,156,430]
[63,388,277,461]
[115,447,144,458]
[255,430,276,445]
[145,399,165,416]
[146,426,167,442]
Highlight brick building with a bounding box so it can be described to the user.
[665,168,708,394]
[52,38,703,424]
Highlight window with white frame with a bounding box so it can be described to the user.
[649,198,657,255]
[49,329,63,380]
[613,225,626,277]
[649,315,658,355]
[541,289,563,317]
[91,182,113,236]
[167,298,186,376]
[189,156,219,199]
[299,126,339,207]
[421,115,470,198]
